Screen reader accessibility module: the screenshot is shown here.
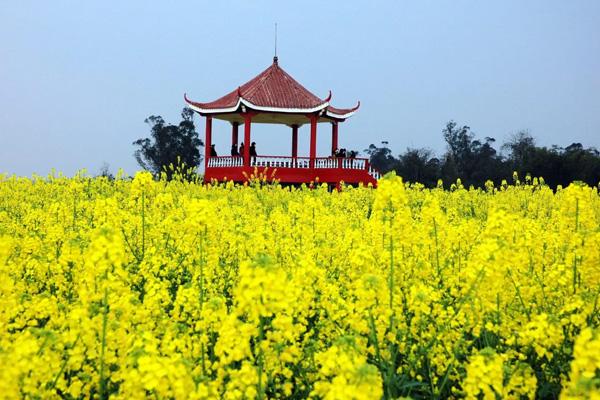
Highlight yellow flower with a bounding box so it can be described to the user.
[0,173,599,398]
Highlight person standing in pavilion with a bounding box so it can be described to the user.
[249,142,257,165]
[210,144,217,157]
[231,144,239,156]
[239,142,245,158]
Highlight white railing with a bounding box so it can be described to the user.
[252,156,311,169]
[314,158,366,170]
[314,158,337,169]
[207,156,244,168]
[368,167,381,180]
[342,158,366,170]
[207,156,377,178]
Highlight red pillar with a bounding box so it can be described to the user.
[231,122,239,147]
[291,125,298,158]
[205,116,212,169]
[243,114,252,167]
[309,115,317,168]
[331,122,338,156]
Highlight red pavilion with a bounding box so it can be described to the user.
[184,57,380,186]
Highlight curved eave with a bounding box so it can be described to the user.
[184,94,330,115]
[325,110,356,120]
[325,101,361,120]
[184,93,240,114]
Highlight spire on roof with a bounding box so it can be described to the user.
[274,22,278,64]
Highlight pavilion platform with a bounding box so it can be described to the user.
[205,156,380,186]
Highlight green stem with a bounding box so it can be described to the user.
[49,335,81,391]
[200,227,206,307]
[572,254,578,295]
[433,218,441,284]
[507,271,531,320]
[141,190,146,259]
[199,228,206,376]
[99,289,109,400]
[256,317,265,400]
[368,311,382,365]
[72,195,77,231]
[389,234,395,332]
[575,198,579,232]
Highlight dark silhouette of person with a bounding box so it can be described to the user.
[239,142,245,158]
[249,142,257,165]
[231,144,239,156]
[210,144,217,157]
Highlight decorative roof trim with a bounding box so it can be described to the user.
[239,98,329,114]
[325,101,361,119]
[184,93,331,115]
[184,93,242,114]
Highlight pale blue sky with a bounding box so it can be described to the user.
[1,1,599,176]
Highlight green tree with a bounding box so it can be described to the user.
[441,121,508,187]
[133,108,203,179]
[562,143,600,185]
[395,148,440,187]
[468,136,507,187]
[502,130,536,170]
[364,141,398,173]
[441,121,474,183]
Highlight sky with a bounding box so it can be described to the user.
[1,1,599,176]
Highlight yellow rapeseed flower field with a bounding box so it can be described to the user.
[0,171,599,399]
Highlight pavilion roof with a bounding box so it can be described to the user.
[185,57,359,121]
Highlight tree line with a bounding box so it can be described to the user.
[131,110,600,187]
[365,121,600,189]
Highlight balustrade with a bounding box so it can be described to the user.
[207,156,243,168]
[368,167,381,180]
[206,155,375,174]
[252,156,311,169]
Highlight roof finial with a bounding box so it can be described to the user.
[273,22,278,64]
